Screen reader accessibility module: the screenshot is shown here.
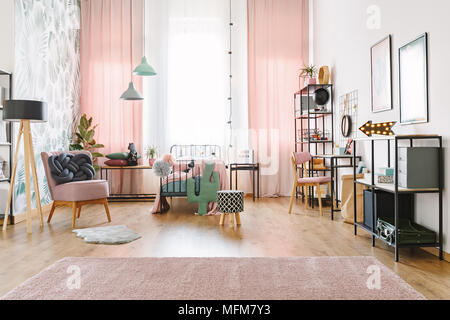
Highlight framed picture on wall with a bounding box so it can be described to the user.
[399,33,429,125]
[370,35,393,113]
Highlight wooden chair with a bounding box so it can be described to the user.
[41,151,111,229]
[289,152,332,216]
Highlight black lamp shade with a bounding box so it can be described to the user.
[3,100,48,122]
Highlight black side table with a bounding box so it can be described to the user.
[229,163,260,201]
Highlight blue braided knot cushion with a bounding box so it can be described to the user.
[48,153,95,184]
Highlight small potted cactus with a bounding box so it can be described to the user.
[145,145,159,166]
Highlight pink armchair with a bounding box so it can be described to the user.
[41,151,111,229]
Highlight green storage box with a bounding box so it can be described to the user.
[376,217,436,246]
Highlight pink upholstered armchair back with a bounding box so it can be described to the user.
[293,152,311,165]
[291,152,312,181]
[41,151,92,199]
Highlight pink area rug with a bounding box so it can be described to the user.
[1,257,424,300]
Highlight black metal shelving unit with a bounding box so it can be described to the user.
[0,69,13,224]
[295,84,334,154]
[294,84,334,207]
[352,135,443,262]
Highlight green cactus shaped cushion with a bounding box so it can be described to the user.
[187,161,220,215]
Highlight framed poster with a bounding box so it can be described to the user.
[371,35,392,113]
[399,33,428,125]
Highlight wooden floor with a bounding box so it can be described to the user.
[1,197,449,299]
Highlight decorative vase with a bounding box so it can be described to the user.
[319,66,330,84]
[149,158,156,167]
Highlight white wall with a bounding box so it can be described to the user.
[313,0,450,253]
[0,0,14,72]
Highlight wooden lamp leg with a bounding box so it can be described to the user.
[23,120,33,234]
[3,122,23,231]
[25,121,43,228]
[3,120,45,233]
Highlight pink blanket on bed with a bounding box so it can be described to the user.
[151,160,229,215]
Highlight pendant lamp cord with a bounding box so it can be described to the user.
[143,0,146,57]
[130,0,133,82]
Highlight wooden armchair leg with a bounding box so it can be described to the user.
[305,185,310,209]
[317,184,323,216]
[47,202,56,223]
[289,183,297,214]
[103,199,112,222]
[71,202,77,229]
[77,205,82,219]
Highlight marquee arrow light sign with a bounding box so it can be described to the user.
[359,121,396,137]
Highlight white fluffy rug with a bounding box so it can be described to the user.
[73,225,141,244]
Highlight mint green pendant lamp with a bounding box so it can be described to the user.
[120,82,144,100]
[134,56,156,76]
[120,0,144,101]
[133,0,156,77]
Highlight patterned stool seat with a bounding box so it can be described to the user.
[217,190,244,227]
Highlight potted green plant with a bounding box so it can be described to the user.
[70,114,105,171]
[300,64,318,86]
[145,145,159,166]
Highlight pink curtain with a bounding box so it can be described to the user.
[80,0,144,195]
[80,0,143,157]
[248,0,304,196]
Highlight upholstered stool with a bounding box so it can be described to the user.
[217,190,244,226]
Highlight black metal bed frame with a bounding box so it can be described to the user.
[159,145,222,213]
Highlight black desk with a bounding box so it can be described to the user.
[229,163,260,201]
[311,154,361,220]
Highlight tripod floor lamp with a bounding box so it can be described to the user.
[2,100,47,234]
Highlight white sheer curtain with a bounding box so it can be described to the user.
[143,0,248,159]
